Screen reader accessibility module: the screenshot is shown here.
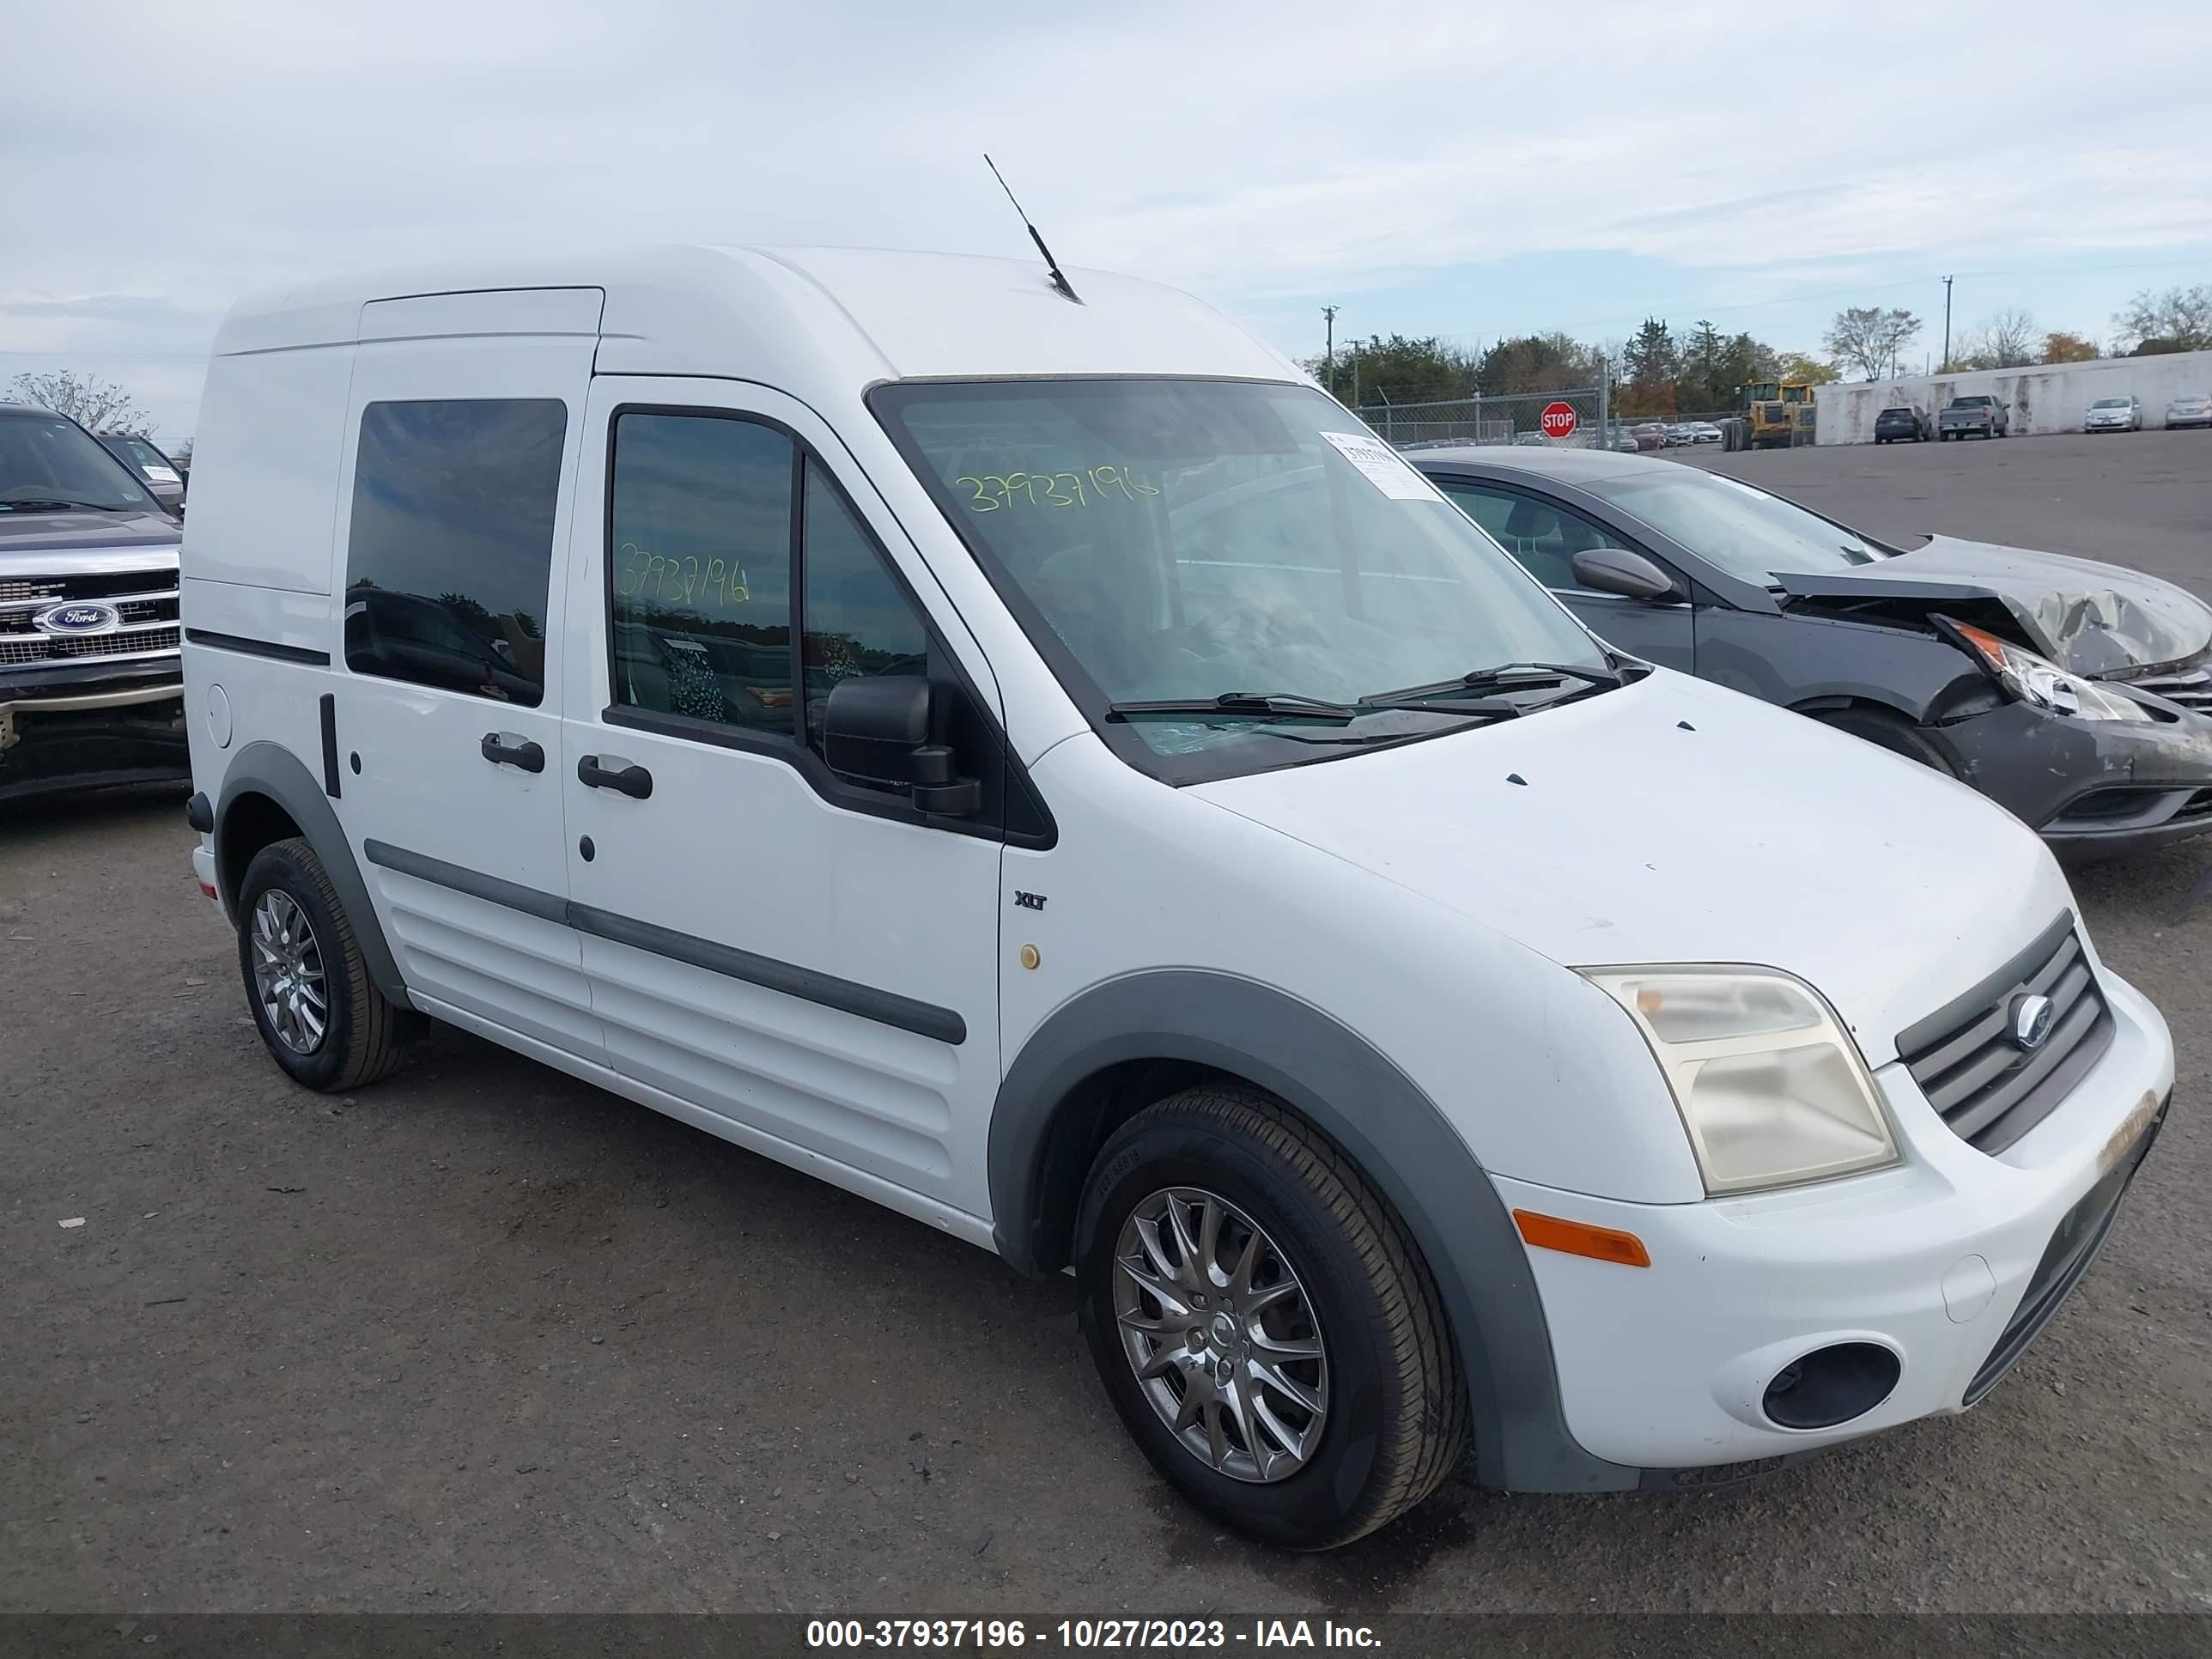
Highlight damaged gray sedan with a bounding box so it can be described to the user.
[1415,447,2212,860]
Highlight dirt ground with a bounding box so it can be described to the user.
[3,435,2209,1616]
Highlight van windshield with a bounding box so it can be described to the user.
[873,379,1614,781]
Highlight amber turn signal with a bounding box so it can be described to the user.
[1513,1209,1651,1268]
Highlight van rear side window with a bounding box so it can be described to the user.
[343,398,568,708]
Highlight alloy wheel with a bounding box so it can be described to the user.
[1111,1187,1329,1483]
[250,889,329,1055]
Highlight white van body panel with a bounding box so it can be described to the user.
[558,374,1005,1215]
[1006,732,1710,1205]
[336,294,604,1063]
[184,342,357,599]
[1195,670,2075,1066]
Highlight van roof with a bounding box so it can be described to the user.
[210,244,1297,392]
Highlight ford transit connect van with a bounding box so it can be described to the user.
[181,247,2173,1550]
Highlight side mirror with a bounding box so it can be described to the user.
[1572,547,1681,603]
[823,675,981,816]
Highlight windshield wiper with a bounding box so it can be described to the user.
[1110,690,1365,722]
[0,495,113,512]
[1363,660,1623,707]
[1108,690,1522,725]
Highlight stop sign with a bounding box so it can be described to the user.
[1539,401,1578,439]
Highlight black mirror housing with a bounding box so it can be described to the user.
[1572,547,1680,603]
[824,676,933,783]
[823,676,981,815]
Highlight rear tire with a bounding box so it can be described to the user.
[1076,1085,1468,1550]
[1810,706,1958,775]
[235,837,405,1092]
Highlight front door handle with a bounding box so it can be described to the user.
[577,754,653,799]
[480,732,546,773]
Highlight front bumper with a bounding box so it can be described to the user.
[0,659,188,800]
[1492,968,2172,1473]
[1931,695,2212,860]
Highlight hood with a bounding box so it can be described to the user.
[1775,533,2212,676]
[0,506,182,562]
[1193,672,2073,1063]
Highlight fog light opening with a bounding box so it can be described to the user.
[1761,1342,1900,1431]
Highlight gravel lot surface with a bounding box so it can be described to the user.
[4,434,2209,1616]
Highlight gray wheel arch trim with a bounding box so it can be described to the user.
[214,740,406,1004]
[987,969,1638,1493]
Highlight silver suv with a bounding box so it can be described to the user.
[0,403,185,802]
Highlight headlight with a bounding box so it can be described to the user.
[1952,623,2150,721]
[1583,968,1900,1195]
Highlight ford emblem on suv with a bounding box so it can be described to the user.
[32,601,120,635]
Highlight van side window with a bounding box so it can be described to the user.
[343,398,568,708]
[800,458,929,758]
[608,413,796,733]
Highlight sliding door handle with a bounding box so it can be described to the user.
[577,754,653,799]
[480,732,546,773]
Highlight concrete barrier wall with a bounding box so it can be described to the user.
[1812,350,2212,444]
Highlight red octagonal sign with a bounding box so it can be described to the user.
[1539,401,1578,439]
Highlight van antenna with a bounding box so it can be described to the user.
[984,154,1081,305]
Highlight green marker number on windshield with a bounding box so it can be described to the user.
[955,465,1159,512]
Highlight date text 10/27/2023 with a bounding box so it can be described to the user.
[805,1617,1382,1649]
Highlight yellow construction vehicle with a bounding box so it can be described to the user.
[1741,380,1817,449]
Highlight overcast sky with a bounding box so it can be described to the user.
[6,3,2209,440]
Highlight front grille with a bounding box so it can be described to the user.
[0,625,181,666]
[1896,915,2112,1155]
[0,568,179,669]
[2118,663,2212,714]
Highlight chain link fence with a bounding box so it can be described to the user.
[1347,392,1814,453]
[1348,387,1620,451]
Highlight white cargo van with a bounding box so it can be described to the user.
[181,246,2173,1549]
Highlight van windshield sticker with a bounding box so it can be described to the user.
[1317,430,1438,501]
[953,466,1162,513]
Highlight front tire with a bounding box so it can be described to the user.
[235,837,405,1092]
[1811,705,1958,775]
[1076,1086,1467,1550]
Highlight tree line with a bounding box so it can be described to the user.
[1311,282,2211,412]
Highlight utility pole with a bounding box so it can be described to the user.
[1322,305,1338,389]
[1942,276,1954,372]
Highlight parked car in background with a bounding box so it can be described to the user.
[97,432,187,515]
[2165,392,2211,430]
[1604,423,1640,453]
[1629,422,1668,451]
[2082,396,2142,434]
[1415,444,2212,860]
[1682,422,1723,445]
[1660,423,1695,447]
[1875,404,1932,444]
[1939,395,2008,440]
[181,246,2175,1551]
[0,403,186,802]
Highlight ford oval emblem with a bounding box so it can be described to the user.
[2008,992,2056,1051]
[33,600,121,636]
